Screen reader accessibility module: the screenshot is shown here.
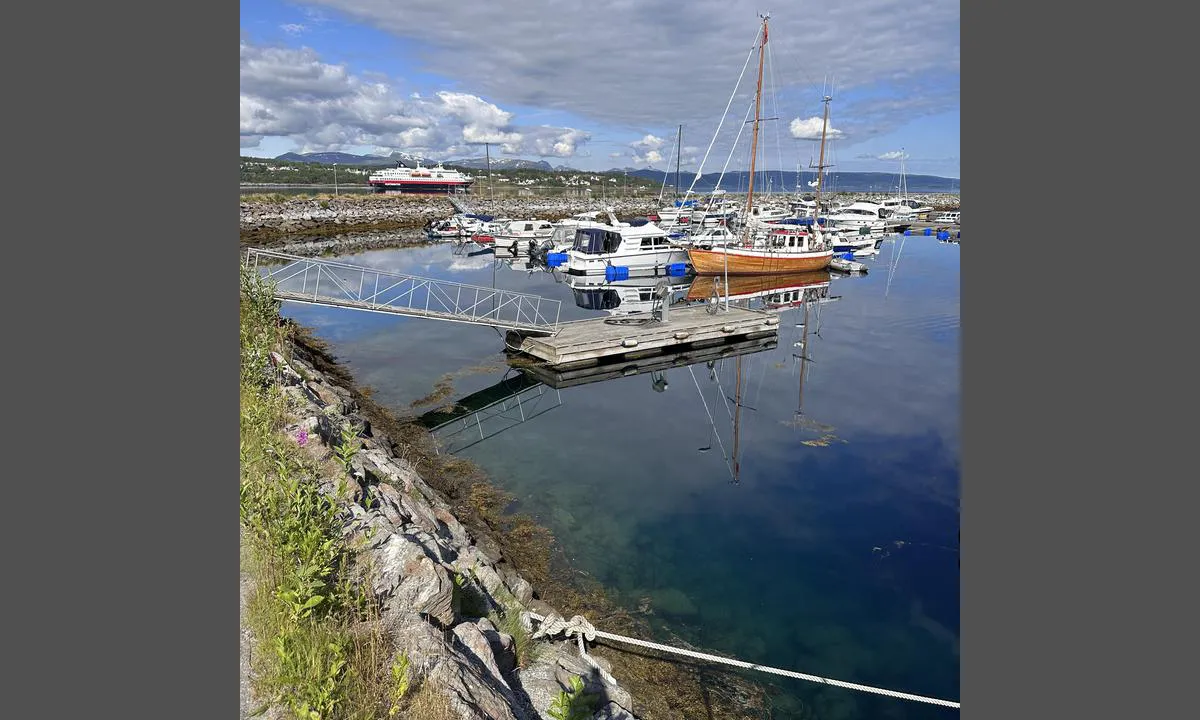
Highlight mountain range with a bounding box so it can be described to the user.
[267,152,960,193]
[273,151,570,171]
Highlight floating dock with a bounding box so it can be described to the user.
[523,334,778,388]
[507,305,779,369]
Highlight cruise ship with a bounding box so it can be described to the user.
[367,160,474,193]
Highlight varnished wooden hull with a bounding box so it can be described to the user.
[687,247,833,275]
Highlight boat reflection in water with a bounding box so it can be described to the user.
[685,269,836,311]
[566,273,694,316]
[419,332,778,454]
[425,268,839,483]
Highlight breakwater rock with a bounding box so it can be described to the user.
[239,194,664,246]
[252,346,642,720]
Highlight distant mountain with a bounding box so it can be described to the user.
[621,168,960,194]
[256,152,959,192]
[274,151,424,167]
[274,152,385,165]
[446,156,556,171]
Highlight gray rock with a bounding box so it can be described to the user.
[389,613,525,720]
[452,621,513,694]
[374,534,456,627]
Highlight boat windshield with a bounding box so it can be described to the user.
[573,228,622,254]
[573,289,621,310]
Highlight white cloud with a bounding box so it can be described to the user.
[239,40,592,160]
[878,150,908,160]
[526,127,591,157]
[789,116,844,141]
[631,134,665,152]
[281,23,307,35]
[632,149,664,166]
[302,0,959,138]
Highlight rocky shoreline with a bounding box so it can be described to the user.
[239,194,664,247]
[241,336,644,720]
[239,191,961,249]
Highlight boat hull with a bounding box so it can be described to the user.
[687,247,833,275]
[370,180,473,194]
[566,248,690,276]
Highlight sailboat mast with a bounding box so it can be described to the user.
[798,301,811,411]
[743,15,768,233]
[734,355,742,484]
[675,124,682,202]
[813,94,831,225]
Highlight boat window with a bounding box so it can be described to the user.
[574,289,621,310]
[524,223,534,231]
[574,228,606,254]
[605,231,622,252]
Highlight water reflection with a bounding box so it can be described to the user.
[566,273,693,315]
[273,238,959,716]
[686,269,835,309]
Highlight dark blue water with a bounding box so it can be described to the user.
[272,236,960,719]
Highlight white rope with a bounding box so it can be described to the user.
[522,611,960,710]
[526,612,619,687]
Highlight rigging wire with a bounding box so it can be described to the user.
[688,364,735,483]
[684,26,763,200]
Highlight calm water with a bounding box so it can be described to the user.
[272,236,961,719]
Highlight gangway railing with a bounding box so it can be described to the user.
[245,248,561,334]
[425,379,562,455]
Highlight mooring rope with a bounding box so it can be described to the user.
[521,611,960,710]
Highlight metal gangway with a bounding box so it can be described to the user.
[244,248,561,335]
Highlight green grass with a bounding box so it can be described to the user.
[240,266,398,720]
[488,607,542,670]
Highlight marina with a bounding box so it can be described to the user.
[257,230,961,719]
[239,4,960,717]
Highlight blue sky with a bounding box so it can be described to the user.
[240,0,959,178]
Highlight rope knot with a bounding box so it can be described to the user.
[527,612,597,642]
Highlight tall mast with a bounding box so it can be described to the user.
[485,142,492,202]
[734,354,742,484]
[743,14,768,239]
[798,300,811,412]
[675,124,682,203]
[812,93,831,229]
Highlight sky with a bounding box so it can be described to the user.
[240,0,959,178]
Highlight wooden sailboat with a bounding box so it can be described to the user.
[687,14,834,276]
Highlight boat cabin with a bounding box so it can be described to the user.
[571,227,673,254]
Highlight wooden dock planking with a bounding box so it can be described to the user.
[513,305,780,368]
[523,334,779,389]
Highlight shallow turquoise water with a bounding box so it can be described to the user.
[273,236,961,718]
